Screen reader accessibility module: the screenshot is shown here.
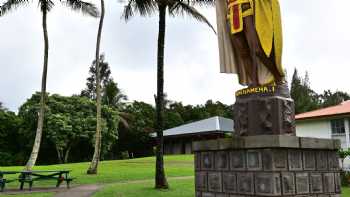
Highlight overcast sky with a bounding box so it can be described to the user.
[1,0,350,112]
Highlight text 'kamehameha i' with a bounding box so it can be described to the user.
[235,85,276,97]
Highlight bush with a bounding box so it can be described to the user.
[0,152,14,166]
[338,149,350,169]
[338,149,350,186]
[341,171,350,186]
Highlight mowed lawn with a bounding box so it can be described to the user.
[0,155,194,188]
[94,179,350,197]
[1,155,350,197]
[93,178,195,197]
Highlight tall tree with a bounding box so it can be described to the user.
[0,102,5,111]
[0,0,98,170]
[103,79,128,109]
[81,54,112,100]
[320,90,350,108]
[290,69,319,114]
[116,101,155,158]
[122,0,214,188]
[81,55,129,159]
[81,57,127,109]
[18,93,119,164]
[87,0,105,174]
[0,105,21,166]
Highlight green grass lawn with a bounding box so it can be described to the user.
[1,155,350,197]
[95,177,350,197]
[93,178,194,197]
[0,155,194,188]
[94,179,350,197]
[343,187,350,196]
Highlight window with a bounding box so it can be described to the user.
[331,119,345,134]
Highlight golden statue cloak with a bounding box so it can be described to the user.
[216,0,284,85]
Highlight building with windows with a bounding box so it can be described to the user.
[296,100,350,149]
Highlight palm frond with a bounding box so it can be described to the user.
[168,0,216,33]
[38,0,55,12]
[0,0,29,16]
[117,111,132,129]
[119,116,130,129]
[63,0,99,17]
[122,0,157,21]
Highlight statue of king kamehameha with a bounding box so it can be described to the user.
[216,0,285,87]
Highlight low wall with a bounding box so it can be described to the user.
[193,135,342,197]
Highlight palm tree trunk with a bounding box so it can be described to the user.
[154,4,168,189]
[25,7,49,171]
[87,0,105,175]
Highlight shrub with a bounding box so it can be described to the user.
[0,152,14,166]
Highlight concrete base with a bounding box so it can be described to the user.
[234,84,295,136]
[193,136,341,197]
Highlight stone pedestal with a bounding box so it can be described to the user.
[234,84,295,136]
[193,136,341,197]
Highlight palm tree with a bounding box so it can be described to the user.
[0,0,98,170]
[103,79,128,108]
[122,0,214,189]
[87,0,105,174]
[103,79,130,128]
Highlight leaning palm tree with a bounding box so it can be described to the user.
[122,0,215,189]
[0,0,98,170]
[87,0,105,174]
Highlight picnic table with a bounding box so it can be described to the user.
[0,171,18,192]
[0,170,74,192]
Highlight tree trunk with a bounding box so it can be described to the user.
[55,145,63,164]
[64,145,71,164]
[25,7,49,171]
[154,4,169,189]
[87,0,105,175]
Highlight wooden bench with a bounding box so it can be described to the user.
[19,170,73,190]
[0,171,18,192]
[0,178,6,192]
[0,170,73,191]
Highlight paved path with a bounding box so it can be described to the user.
[1,187,68,195]
[53,176,193,197]
[54,184,102,197]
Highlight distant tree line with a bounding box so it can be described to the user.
[291,68,350,114]
[0,57,233,166]
[1,66,349,166]
[0,97,233,166]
